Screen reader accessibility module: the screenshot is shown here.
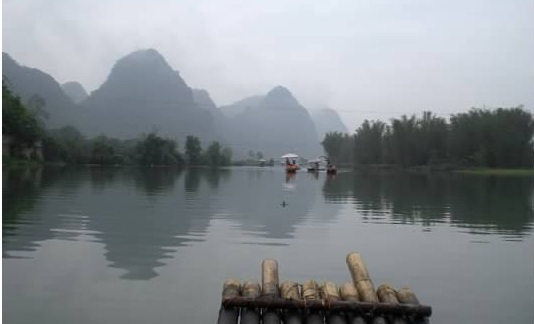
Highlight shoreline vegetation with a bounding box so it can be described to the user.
[3,81,533,173]
[323,109,534,171]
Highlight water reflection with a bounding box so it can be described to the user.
[3,167,328,279]
[322,170,534,237]
[216,168,319,239]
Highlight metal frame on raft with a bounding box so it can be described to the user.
[217,252,432,324]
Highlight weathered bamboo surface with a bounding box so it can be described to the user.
[261,259,279,297]
[217,253,432,324]
[221,298,431,316]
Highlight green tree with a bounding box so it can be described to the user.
[135,132,182,166]
[2,83,43,146]
[205,141,222,167]
[354,120,385,164]
[221,147,233,166]
[44,126,89,163]
[321,132,354,165]
[90,135,115,165]
[185,135,203,165]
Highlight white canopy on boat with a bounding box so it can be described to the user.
[281,153,299,159]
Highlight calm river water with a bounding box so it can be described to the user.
[3,167,533,323]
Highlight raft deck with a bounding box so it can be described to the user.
[217,252,431,324]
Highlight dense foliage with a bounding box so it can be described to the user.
[41,130,232,167]
[3,83,233,166]
[2,82,43,145]
[322,108,534,168]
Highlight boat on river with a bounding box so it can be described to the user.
[282,153,299,173]
[307,156,337,175]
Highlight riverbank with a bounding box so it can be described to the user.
[351,164,534,175]
[455,168,534,176]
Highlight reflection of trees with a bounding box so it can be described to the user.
[3,168,42,223]
[205,168,230,188]
[447,175,533,235]
[322,171,534,236]
[2,167,212,280]
[129,167,183,196]
[2,167,86,258]
[3,167,339,280]
[185,168,201,193]
[90,167,118,191]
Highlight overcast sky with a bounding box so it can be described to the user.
[2,0,533,130]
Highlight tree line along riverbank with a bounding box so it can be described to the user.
[322,108,533,172]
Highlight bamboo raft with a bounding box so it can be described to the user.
[217,252,431,324]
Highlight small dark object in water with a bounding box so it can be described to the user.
[281,201,288,207]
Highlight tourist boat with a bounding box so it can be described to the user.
[326,164,337,175]
[307,156,336,174]
[281,153,299,173]
[307,159,324,172]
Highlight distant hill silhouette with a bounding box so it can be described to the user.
[3,50,333,158]
[225,86,323,158]
[79,49,218,142]
[310,108,349,141]
[61,81,88,103]
[219,95,264,119]
[2,52,79,128]
[192,88,228,141]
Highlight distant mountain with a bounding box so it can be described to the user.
[310,108,349,141]
[80,49,217,142]
[2,52,79,128]
[61,81,88,103]
[225,86,322,158]
[192,88,228,140]
[219,95,263,118]
[192,88,216,111]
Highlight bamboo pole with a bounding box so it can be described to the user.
[222,279,241,300]
[218,279,241,324]
[280,281,301,300]
[261,259,279,297]
[322,281,341,301]
[340,282,360,302]
[217,307,239,324]
[302,280,320,300]
[371,317,387,324]
[241,281,261,324]
[348,315,367,324]
[241,309,260,324]
[303,280,322,324]
[280,281,303,324]
[307,313,324,324]
[242,281,261,299]
[376,284,399,303]
[221,298,432,317]
[396,287,420,304]
[261,260,280,324]
[376,284,407,324]
[327,312,347,324]
[322,282,346,323]
[262,310,280,324]
[396,287,429,324]
[346,253,378,302]
[341,282,366,324]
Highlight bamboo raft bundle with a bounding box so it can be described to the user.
[217,252,432,324]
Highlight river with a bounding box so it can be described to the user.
[3,167,533,323]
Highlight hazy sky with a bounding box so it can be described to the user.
[2,0,533,130]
